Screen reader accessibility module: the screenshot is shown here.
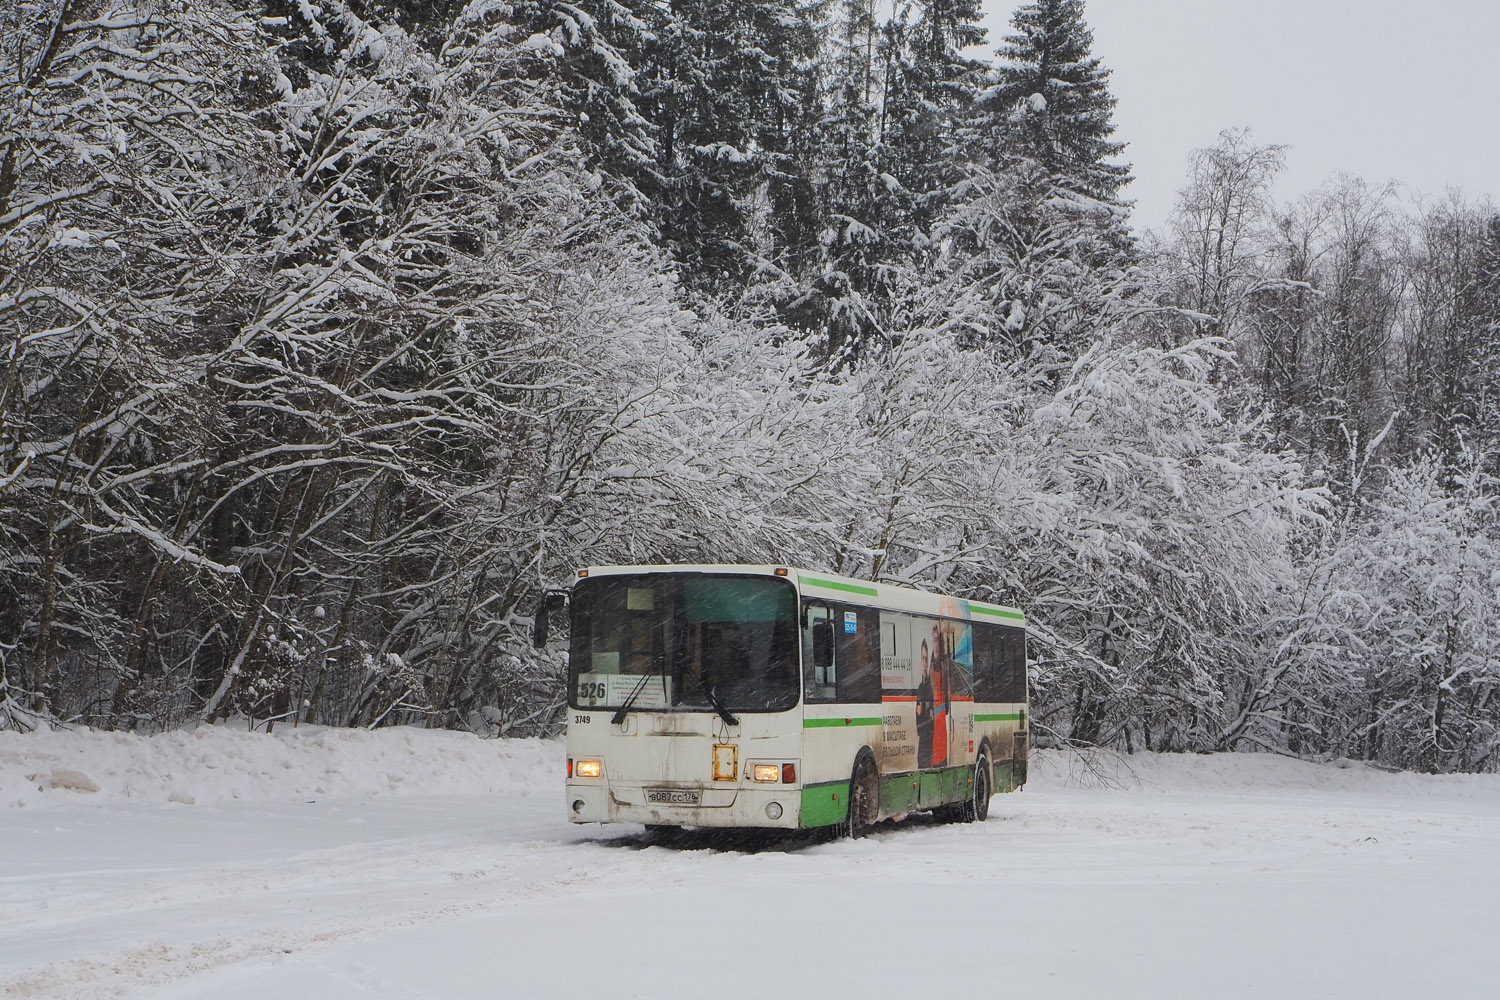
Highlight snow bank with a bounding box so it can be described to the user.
[1030,744,1497,802]
[0,724,555,810]
[6,723,1495,816]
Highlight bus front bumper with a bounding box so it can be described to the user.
[566,781,803,830]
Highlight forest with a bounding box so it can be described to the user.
[2,0,1497,773]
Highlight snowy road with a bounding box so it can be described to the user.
[3,729,1497,999]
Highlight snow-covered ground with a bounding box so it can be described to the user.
[2,726,1497,999]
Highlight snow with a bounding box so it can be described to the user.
[2,726,1497,999]
[519,33,565,58]
[49,226,95,249]
[0,725,541,810]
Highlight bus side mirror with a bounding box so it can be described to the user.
[812,620,834,671]
[532,591,567,648]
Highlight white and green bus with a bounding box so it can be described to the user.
[538,564,1028,836]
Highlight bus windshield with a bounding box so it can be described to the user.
[569,573,799,714]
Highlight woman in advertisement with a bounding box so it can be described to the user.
[930,624,949,768]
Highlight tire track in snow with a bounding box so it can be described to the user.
[3,827,726,1000]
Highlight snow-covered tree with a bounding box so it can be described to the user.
[1393,195,1500,476]
[929,160,1137,365]
[981,0,1130,207]
[629,0,812,300]
[773,0,898,363]
[4,0,1497,774]
[1290,461,1500,771]
[1,0,274,722]
[1156,127,1288,345]
[1006,340,1321,751]
[509,0,657,200]
[879,0,986,237]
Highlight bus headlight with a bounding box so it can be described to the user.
[752,764,780,783]
[575,759,603,779]
[765,802,783,820]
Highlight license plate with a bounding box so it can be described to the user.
[646,788,701,805]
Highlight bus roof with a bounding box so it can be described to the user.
[577,564,1026,626]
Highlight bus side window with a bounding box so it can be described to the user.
[835,606,882,704]
[972,621,1002,702]
[976,624,1026,702]
[1003,628,1027,703]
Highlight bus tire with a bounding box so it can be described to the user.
[961,747,993,823]
[844,754,878,839]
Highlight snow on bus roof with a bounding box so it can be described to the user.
[578,564,1026,625]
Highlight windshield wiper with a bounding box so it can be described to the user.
[611,668,657,725]
[690,670,739,728]
[611,661,739,729]
[612,650,672,725]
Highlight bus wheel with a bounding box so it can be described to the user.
[961,748,993,823]
[845,756,878,839]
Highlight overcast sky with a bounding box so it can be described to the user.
[976,0,1500,233]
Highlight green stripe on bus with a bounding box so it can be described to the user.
[804,717,884,728]
[970,605,1026,621]
[798,576,879,596]
[975,713,1024,723]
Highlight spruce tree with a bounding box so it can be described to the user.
[758,1,829,293]
[819,0,882,243]
[627,0,813,300]
[984,0,1131,206]
[927,0,1132,365]
[882,0,987,235]
[511,1,658,200]
[798,0,891,360]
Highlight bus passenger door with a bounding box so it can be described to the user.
[802,604,835,702]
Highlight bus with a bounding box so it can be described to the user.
[536,564,1028,836]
